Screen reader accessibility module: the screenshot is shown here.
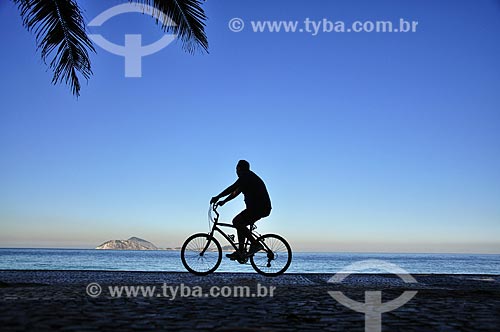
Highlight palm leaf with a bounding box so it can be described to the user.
[14,0,95,97]
[135,0,208,53]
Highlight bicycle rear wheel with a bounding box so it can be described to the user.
[250,234,292,276]
[181,233,222,276]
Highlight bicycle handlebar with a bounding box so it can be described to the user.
[211,203,220,219]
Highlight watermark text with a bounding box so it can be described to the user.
[229,18,418,34]
[86,282,276,300]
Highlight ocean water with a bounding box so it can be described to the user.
[0,249,499,274]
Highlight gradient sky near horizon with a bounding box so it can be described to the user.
[1,0,499,253]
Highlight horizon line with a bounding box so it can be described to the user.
[1,247,499,255]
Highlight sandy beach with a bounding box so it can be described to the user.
[0,270,499,331]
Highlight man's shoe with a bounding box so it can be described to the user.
[245,243,264,257]
[226,251,241,260]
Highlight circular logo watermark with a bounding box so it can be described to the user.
[87,2,177,77]
[328,260,418,332]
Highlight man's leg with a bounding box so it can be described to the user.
[232,210,259,252]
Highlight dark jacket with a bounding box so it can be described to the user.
[229,170,271,214]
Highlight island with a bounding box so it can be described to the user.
[95,237,158,250]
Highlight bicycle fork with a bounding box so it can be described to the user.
[200,231,216,256]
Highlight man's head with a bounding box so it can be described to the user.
[236,160,250,177]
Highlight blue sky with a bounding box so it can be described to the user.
[0,0,499,253]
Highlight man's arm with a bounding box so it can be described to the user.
[210,180,240,204]
[218,187,242,206]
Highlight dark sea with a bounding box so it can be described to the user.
[0,249,499,274]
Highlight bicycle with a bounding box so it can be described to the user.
[181,204,292,276]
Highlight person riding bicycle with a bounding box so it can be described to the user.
[210,160,272,260]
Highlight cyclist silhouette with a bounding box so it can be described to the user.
[210,160,272,260]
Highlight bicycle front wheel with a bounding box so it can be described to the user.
[250,234,292,276]
[181,233,222,276]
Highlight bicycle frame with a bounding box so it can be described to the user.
[200,204,269,257]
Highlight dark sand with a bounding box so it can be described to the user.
[1,270,499,331]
